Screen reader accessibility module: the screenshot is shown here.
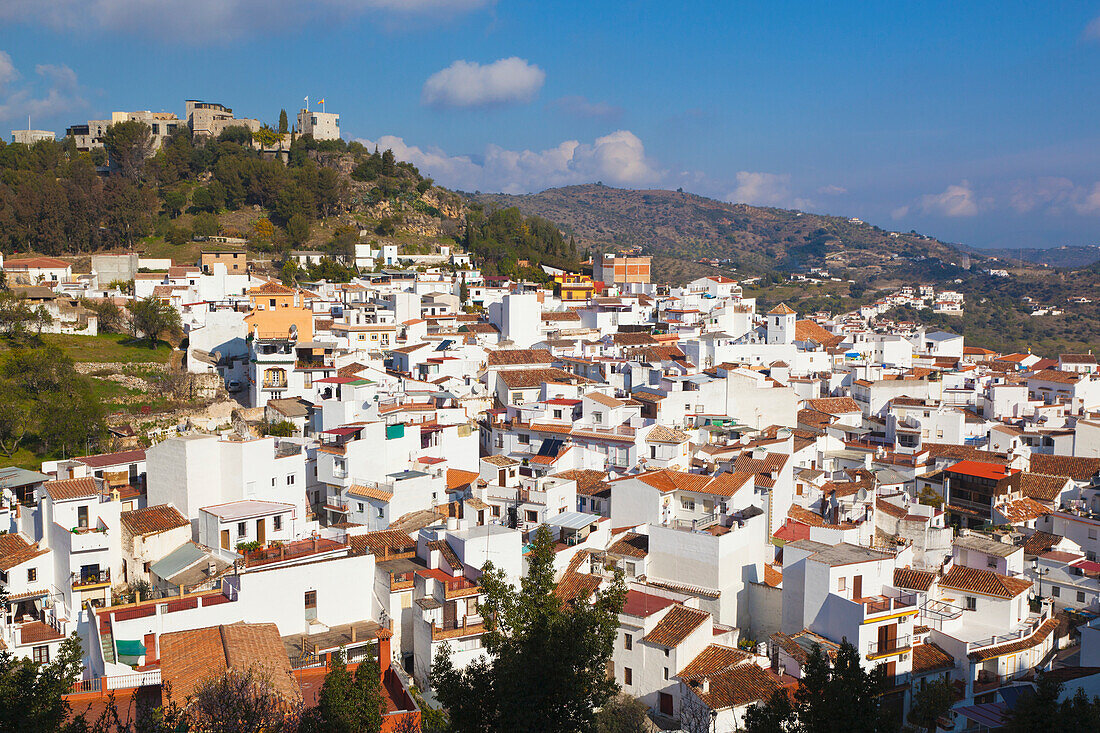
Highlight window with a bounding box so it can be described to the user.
[1090,529,1098,541]
[304,590,317,609]
[987,557,997,569]
[593,412,603,424]
[664,648,670,657]
[838,577,846,592]
[650,445,657,459]
[518,434,530,445]
[625,562,636,577]
[1052,586,1061,597]
[525,510,538,523]
[27,568,36,583]
[624,633,632,650]
[681,498,695,511]
[272,478,277,487]
[273,515,282,531]
[491,505,501,517]
[623,667,632,685]
[1079,591,1087,603]
[664,667,669,680]
[287,475,295,485]
[377,507,384,518]
[33,646,49,664]
[966,596,977,611]
[237,522,247,537]
[77,505,89,529]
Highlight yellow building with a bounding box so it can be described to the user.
[554,272,596,301]
[244,281,314,341]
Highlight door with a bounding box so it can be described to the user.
[221,530,230,550]
[498,468,506,485]
[443,600,457,630]
[659,692,673,716]
[852,575,863,599]
[256,518,266,545]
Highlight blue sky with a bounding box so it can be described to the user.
[2,1,1100,249]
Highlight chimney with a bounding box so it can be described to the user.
[377,628,393,675]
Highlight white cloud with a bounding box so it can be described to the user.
[817,184,847,196]
[725,171,791,206]
[1009,177,1075,214]
[890,205,910,220]
[550,95,622,120]
[0,60,88,127]
[0,0,491,42]
[0,50,17,91]
[422,57,545,108]
[918,181,980,217]
[1085,16,1100,41]
[358,129,660,193]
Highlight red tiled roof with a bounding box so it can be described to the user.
[945,460,1019,481]
[643,605,709,648]
[621,590,676,618]
[42,477,98,502]
[940,565,1032,599]
[120,505,188,536]
[912,642,955,674]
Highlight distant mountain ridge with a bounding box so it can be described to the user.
[471,184,978,284]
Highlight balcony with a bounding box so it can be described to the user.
[974,669,1031,695]
[70,526,109,552]
[325,501,350,513]
[431,615,485,641]
[862,593,917,617]
[867,635,911,659]
[443,577,479,599]
[73,569,110,589]
[966,611,1050,654]
[262,379,288,390]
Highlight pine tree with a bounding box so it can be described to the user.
[278,109,289,134]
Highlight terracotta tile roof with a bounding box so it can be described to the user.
[996,497,1051,524]
[160,623,300,704]
[771,630,839,664]
[912,642,955,675]
[611,332,657,346]
[552,469,609,496]
[487,348,554,366]
[586,391,627,408]
[894,567,937,592]
[679,644,752,679]
[498,367,593,389]
[608,532,648,558]
[250,281,296,295]
[348,484,394,502]
[643,605,710,648]
[349,529,416,557]
[687,662,783,710]
[482,454,521,467]
[0,534,48,571]
[622,469,747,497]
[968,618,1058,661]
[767,303,796,315]
[763,564,783,588]
[940,565,1033,599]
[18,620,65,644]
[804,397,862,415]
[541,311,581,322]
[42,477,98,502]
[555,554,603,604]
[646,424,690,443]
[629,345,687,362]
[76,448,145,468]
[1029,454,1100,482]
[1020,472,1071,502]
[445,469,479,491]
[794,319,840,345]
[4,257,71,269]
[1028,369,1081,385]
[924,443,1009,465]
[876,499,907,519]
[428,540,462,572]
[1022,530,1063,557]
[120,505,188,536]
[787,504,827,527]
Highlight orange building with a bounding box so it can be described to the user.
[594,253,651,285]
[244,281,314,341]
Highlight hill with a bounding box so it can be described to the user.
[966,244,1100,270]
[472,184,977,285]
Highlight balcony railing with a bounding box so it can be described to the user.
[443,577,479,598]
[325,501,350,513]
[967,611,1049,653]
[863,593,917,616]
[72,569,110,589]
[867,635,911,657]
[431,615,485,640]
[974,669,1031,694]
[262,379,288,390]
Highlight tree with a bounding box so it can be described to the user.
[1005,672,1100,732]
[254,125,281,149]
[908,678,955,733]
[103,120,153,179]
[286,214,311,246]
[744,641,896,733]
[299,650,384,733]
[162,188,188,218]
[280,260,300,286]
[596,694,650,733]
[186,667,301,733]
[192,211,221,237]
[0,380,32,457]
[431,525,626,733]
[127,296,181,347]
[0,291,52,342]
[83,298,125,334]
[278,109,289,134]
[0,632,84,732]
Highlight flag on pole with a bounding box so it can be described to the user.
[319,98,325,105]
[304,96,309,111]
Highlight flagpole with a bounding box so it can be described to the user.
[304,96,309,112]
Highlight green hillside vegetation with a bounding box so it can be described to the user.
[465,203,582,279]
[473,184,974,285]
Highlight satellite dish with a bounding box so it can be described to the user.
[856,488,868,503]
